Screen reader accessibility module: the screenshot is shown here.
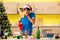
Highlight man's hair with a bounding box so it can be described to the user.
[24,8,31,11]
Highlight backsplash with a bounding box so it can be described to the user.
[7,14,60,26]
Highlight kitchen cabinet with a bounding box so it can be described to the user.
[4,2,17,14]
[34,2,60,14]
[3,2,60,14]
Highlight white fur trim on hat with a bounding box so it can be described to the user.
[23,5,30,9]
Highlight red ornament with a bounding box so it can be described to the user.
[2,16,4,19]
[18,23,23,31]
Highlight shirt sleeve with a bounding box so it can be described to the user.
[30,12,36,19]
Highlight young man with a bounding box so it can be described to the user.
[20,4,35,36]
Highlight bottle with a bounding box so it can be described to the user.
[36,27,40,39]
[17,36,20,39]
[17,35,23,39]
[17,31,23,39]
[24,30,28,39]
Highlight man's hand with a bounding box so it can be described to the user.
[24,13,35,24]
[27,14,35,24]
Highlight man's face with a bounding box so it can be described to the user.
[24,8,30,14]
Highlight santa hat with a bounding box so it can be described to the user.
[23,4,32,11]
